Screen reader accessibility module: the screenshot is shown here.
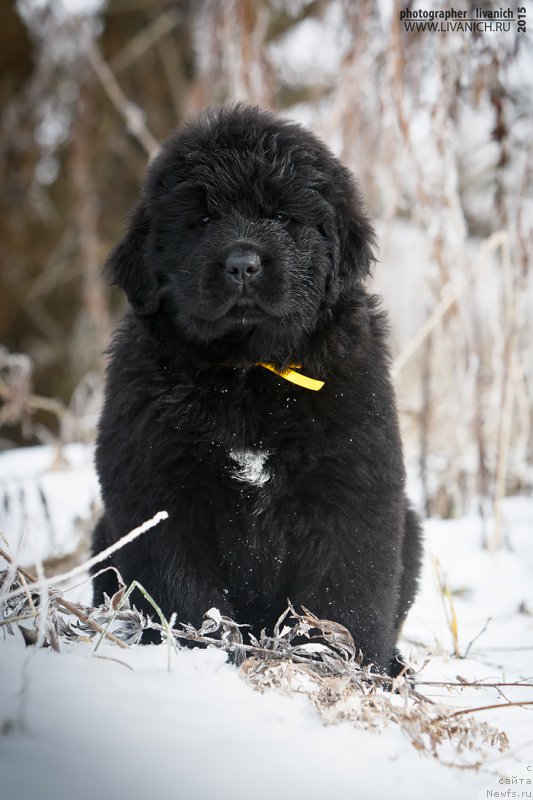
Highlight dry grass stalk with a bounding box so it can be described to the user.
[433,558,460,658]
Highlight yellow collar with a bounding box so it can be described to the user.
[257,362,324,391]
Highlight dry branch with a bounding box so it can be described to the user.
[60,11,160,159]
[111,9,181,75]
[436,701,533,721]
[85,34,159,159]
[2,510,168,603]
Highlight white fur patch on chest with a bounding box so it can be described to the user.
[228,448,271,487]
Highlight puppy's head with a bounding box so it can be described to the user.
[107,104,375,357]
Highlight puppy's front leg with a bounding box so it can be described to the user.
[92,505,236,635]
[285,502,403,673]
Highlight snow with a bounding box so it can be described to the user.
[269,2,349,87]
[0,639,472,800]
[0,443,99,568]
[21,0,104,15]
[1,445,533,799]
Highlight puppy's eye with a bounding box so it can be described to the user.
[197,215,211,227]
[272,211,290,226]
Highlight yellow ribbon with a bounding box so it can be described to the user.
[258,363,324,391]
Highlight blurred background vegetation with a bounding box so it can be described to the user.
[1,0,531,534]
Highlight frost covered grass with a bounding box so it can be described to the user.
[1,445,533,800]
[0,553,515,764]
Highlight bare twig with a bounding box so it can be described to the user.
[415,680,533,689]
[85,36,159,158]
[2,511,168,602]
[436,700,533,721]
[93,655,134,671]
[111,9,181,75]
[58,8,160,159]
[463,618,492,659]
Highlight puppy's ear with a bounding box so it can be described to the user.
[336,178,376,288]
[105,199,159,316]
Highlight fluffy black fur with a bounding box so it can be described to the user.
[92,104,422,676]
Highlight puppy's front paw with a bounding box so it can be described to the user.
[387,648,414,684]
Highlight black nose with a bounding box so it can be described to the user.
[225,252,262,284]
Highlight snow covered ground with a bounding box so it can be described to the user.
[1,444,532,800]
[0,443,99,571]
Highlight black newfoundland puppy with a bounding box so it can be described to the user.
[92,104,422,676]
